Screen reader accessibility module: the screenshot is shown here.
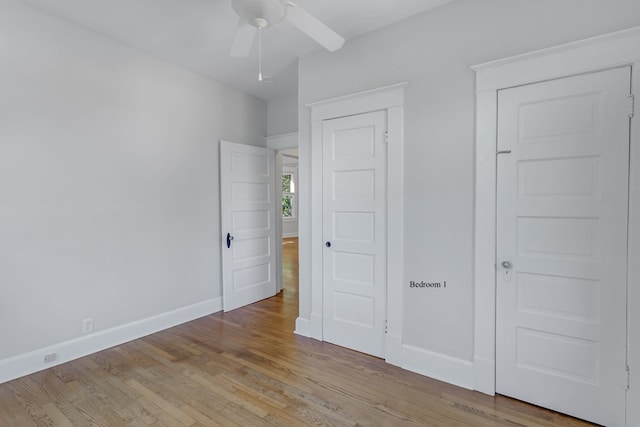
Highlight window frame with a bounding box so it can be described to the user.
[282,167,297,220]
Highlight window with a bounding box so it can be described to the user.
[282,170,296,219]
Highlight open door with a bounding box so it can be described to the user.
[220,140,277,312]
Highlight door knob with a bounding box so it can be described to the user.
[501,260,513,282]
[325,241,331,248]
[226,233,234,248]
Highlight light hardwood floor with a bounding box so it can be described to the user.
[0,237,596,426]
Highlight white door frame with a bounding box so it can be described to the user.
[472,26,640,424]
[301,83,407,365]
[266,132,299,293]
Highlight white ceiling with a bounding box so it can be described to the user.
[20,0,454,101]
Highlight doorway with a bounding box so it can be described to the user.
[266,132,301,302]
[282,236,299,303]
[304,83,406,366]
[495,67,630,426]
[280,149,299,302]
[321,110,388,357]
[473,27,640,427]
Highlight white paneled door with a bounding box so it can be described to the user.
[496,67,631,426]
[322,110,387,358]
[220,141,277,312]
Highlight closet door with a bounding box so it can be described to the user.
[496,67,631,426]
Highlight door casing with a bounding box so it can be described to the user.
[301,83,407,366]
[266,132,300,294]
[472,25,640,425]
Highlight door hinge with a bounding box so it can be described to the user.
[385,319,388,334]
[384,130,389,144]
[626,365,630,391]
[630,94,635,118]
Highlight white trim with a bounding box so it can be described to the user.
[401,345,474,390]
[275,152,284,292]
[0,298,222,384]
[628,392,640,426]
[306,82,409,122]
[472,26,640,91]
[473,356,496,395]
[309,119,324,337]
[628,56,640,419]
[294,316,311,337]
[309,312,323,340]
[472,25,640,411]
[267,133,299,294]
[385,105,404,364]
[282,166,298,220]
[304,83,406,364]
[266,132,298,150]
[282,232,298,238]
[473,89,498,394]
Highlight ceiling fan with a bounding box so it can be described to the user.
[229,0,345,80]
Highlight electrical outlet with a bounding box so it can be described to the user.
[44,353,57,363]
[82,318,94,334]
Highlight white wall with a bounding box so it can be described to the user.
[267,95,298,136]
[0,0,266,364]
[297,0,640,364]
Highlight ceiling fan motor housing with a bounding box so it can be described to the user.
[231,0,287,28]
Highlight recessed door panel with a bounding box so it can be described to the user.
[333,292,375,327]
[333,170,375,201]
[519,93,601,141]
[232,209,269,231]
[231,152,270,176]
[232,182,270,202]
[517,273,599,322]
[516,328,599,384]
[233,236,270,261]
[332,126,375,160]
[333,251,375,286]
[333,212,375,242]
[518,217,599,259]
[518,157,600,197]
[233,263,270,291]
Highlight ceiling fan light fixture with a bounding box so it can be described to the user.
[229,0,345,63]
[253,17,268,29]
[231,0,286,28]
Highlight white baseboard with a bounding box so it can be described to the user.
[310,312,323,340]
[295,314,323,341]
[473,356,496,395]
[294,316,311,337]
[282,232,298,238]
[385,333,403,367]
[0,297,222,384]
[401,344,474,390]
[628,391,640,426]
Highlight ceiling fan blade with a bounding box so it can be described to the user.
[285,3,345,52]
[230,19,257,57]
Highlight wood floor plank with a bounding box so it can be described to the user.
[0,238,597,426]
